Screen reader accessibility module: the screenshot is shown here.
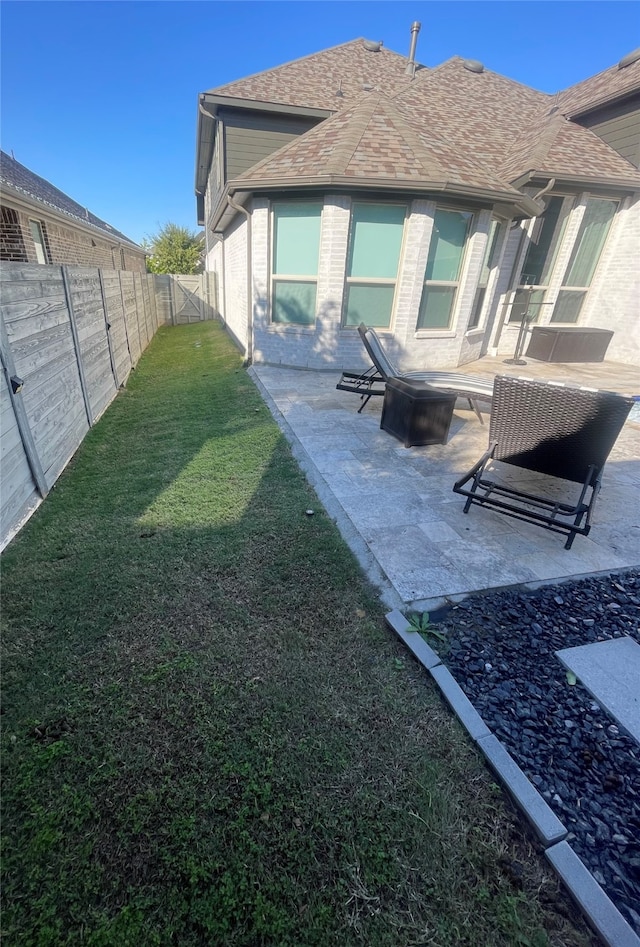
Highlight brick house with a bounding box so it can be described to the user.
[195,35,640,368]
[0,151,146,272]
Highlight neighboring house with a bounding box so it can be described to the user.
[195,34,640,369]
[0,151,146,272]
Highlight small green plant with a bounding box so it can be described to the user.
[407,612,447,643]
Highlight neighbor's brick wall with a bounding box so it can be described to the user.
[0,200,146,271]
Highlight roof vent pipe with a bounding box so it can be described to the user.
[405,21,421,77]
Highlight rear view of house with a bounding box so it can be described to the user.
[194,31,640,370]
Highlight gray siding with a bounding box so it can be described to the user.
[576,93,640,168]
[222,110,320,181]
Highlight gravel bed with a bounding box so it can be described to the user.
[429,570,640,935]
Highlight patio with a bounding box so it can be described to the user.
[250,356,640,611]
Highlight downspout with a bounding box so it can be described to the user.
[227,195,253,363]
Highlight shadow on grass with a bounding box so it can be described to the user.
[1,324,597,947]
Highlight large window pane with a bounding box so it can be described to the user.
[417,286,456,329]
[550,290,586,324]
[343,203,405,329]
[425,210,472,282]
[272,281,317,325]
[347,204,405,278]
[562,199,617,288]
[344,284,396,328]
[273,203,321,275]
[519,197,568,286]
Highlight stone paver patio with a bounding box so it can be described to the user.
[250,358,640,611]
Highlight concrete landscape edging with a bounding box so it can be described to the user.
[384,608,640,947]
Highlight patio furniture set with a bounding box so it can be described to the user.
[337,324,634,551]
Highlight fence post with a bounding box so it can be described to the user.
[0,312,48,498]
[61,265,93,427]
[118,271,133,370]
[98,268,119,388]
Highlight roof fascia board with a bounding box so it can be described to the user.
[201,92,333,120]
[195,104,216,196]
[0,184,143,250]
[229,175,536,207]
[511,169,640,195]
[565,86,640,120]
[210,180,541,233]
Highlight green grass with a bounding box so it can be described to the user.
[1,322,595,946]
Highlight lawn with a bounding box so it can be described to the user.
[1,322,596,946]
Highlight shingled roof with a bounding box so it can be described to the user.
[207,38,422,111]
[555,49,640,117]
[201,38,640,229]
[0,151,140,248]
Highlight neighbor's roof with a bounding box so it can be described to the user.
[201,40,640,226]
[0,151,141,248]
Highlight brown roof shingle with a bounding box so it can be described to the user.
[208,39,420,111]
[556,51,640,117]
[204,41,640,212]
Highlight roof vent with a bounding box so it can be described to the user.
[405,21,421,77]
[363,39,382,52]
[463,59,484,74]
[618,48,640,69]
[362,83,375,91]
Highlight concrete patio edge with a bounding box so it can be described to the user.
[384,608,639,946]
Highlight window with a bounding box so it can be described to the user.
[509,196,570,323]
[343,203,406,328]
[468,219,501,330]
[271,202,322,325]
[0,206,27,261]
[417,208,473,330]
[28,219,51,264]
[551,199,617,323]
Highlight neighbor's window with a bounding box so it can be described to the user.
[343,202,406,329]
[271,202,322,325]
[28,219,51,264]
[550,198,617,323]
[468,219,501,330]
[417,208,473,330]
[509,196,570,323]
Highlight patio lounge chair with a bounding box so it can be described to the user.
[452,374,633,549]
[351,323,494,422]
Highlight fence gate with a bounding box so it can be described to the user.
[172,276,205,323]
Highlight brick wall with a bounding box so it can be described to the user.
[210,191,640,371]
[0,199,146,272]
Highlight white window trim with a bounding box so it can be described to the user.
[342,200,408,331]
[416,207,474,333]
[268,201,322,329]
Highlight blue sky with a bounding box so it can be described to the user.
[1,1,637,245]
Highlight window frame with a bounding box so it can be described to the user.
[508,196,572,325]
[28,218,51,264]
[550,197,618,324]
[416,206,474,332]
[342,200,407,330]
[468,218,501,332]
[269,200,323,327]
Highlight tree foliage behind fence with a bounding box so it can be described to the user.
[0,263,217,549]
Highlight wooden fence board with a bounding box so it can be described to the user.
[0,262,206,548]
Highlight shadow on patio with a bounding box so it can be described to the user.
[250,359,640,610]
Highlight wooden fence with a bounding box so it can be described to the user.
[0,264,217,550]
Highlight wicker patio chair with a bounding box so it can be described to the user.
[352,323,494,422]
[452,374,633,549]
